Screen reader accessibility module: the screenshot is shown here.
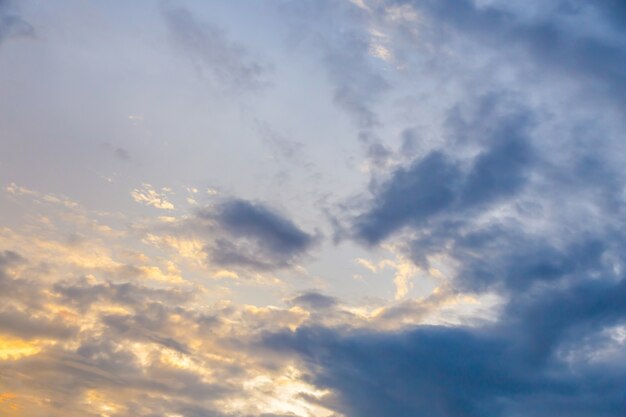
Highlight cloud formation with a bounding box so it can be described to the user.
[257,2,626,416]
[202,198,317,271]
[0,0,33,44]
[163,5,267,91]
[352,99,534,247]
[2,1,626,416]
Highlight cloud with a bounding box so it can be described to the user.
[2,1,626,416]
[0,251,79,340]
[102,143,132,162]
[137,196,318,275]
[101,311,191,354]
[0,248,323,417]
[246,5,626,415]
[213,199,313,255]
[200,198,317,271]
[352,100,534,246]
[0,250,344,417]
[131,183,175,210]
[323,30,389,130]
[280,0,390,131]
[503,276,626,364]
[279,0,410,174]
[590,0,626,30]
[255,120,305,162]
[0,309,76,340]
[163,5,267,91]
[0,250,22,278]
[391,0,626,108]
[263,276,626,416]
[0,0,34,45]
[353,151,461,244]
[289,291,339,310]
[53,276,192,312]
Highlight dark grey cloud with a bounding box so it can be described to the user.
[264,326,521,417]
[388,0,626,108]
[353,151,461,244]
[353,102,534,246]
[440,228,612,293]
[306,69,626,417]
[201,198,316,270]
[255,4,626,416]
[0,0,33,44]
[503,275,626,363]
[263,273,626,417]
[345,95,626,306]
[215,199,313,254]
[460,134,532,206]
[163,5,266,91]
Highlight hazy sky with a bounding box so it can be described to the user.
[1,0,626,416]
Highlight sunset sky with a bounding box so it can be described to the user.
[1,1,626,416]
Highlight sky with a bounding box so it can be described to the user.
[1,0,626,416]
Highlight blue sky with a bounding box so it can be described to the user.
[1,0,626,416]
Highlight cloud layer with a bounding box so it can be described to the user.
[1,0,625,416]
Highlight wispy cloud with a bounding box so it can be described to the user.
[163,5,268,92]
[0,0,34,45]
